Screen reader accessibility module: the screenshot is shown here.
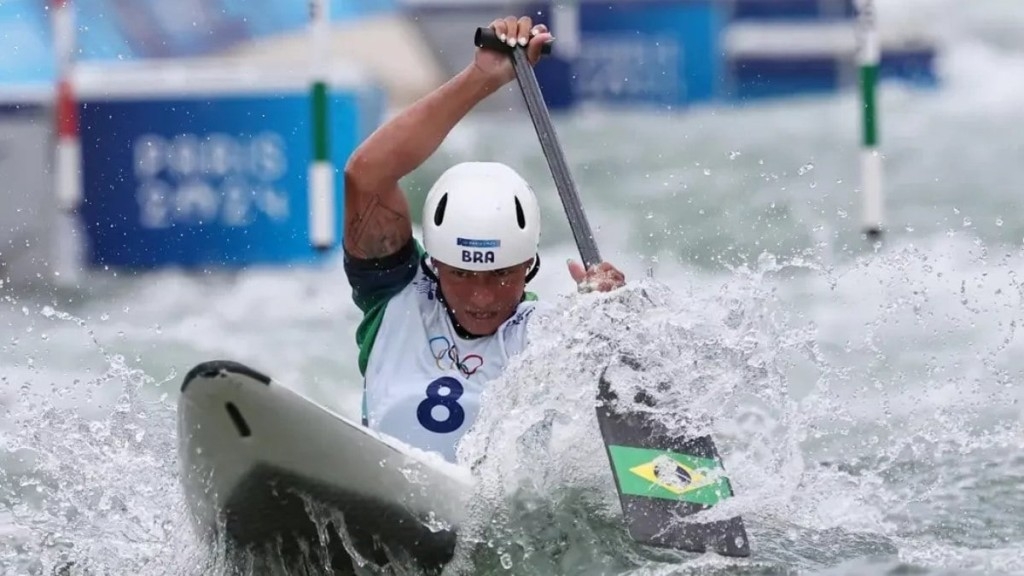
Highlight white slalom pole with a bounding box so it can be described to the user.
[52,0,81,212]
[551,1,580,59]
[856,0,883,239]
[308,0,335,250]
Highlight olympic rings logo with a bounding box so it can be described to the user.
[428,335,483,377]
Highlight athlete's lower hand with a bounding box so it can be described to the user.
[568,260,626,293]
[474,16,552,86]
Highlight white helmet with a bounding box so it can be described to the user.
[422,162,541,271]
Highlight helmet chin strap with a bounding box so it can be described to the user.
[525,253,541,283]
[419,256,483,340]
[419,253,540,340]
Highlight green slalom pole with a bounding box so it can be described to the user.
[309,0,335,250]
[857,0,883,240]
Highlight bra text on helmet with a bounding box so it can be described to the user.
[462,250,496,264]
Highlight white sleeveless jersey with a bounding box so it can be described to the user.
[362,265,538,462]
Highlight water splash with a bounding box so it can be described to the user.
[442,237,1024,575]
[446,262,821,574]
[0,356,201,574]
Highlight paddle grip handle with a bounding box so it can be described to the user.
[474,27,553,55]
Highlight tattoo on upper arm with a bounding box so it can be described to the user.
[345,192,412,259]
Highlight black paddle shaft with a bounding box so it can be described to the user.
[474,27,602,270]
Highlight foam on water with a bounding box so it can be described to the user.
[0,336,200,574]
[439,255,829,574]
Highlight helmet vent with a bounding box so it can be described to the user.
[514,196,526,230]
[433,193,449,226]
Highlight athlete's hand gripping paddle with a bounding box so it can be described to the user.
[474,26,752,558]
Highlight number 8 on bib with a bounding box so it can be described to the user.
[417,377,465,433]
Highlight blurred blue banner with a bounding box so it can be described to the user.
[0,0,395,86]
[78,80,383,269]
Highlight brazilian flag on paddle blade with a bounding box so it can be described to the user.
[607,445,733,505]
[594,371,750,557]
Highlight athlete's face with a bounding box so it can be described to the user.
[434,259,533,336]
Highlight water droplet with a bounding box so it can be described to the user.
[963,217,972,227]
[645,211,654,220]
[996,217,1004,227]
[837,209,848,219]
[905,225,915,232]
[728,151,741,160]
[703,168,711,176]
[798,163,814,175]
[21,307,29,316]
[100,313,110,321]
[500,552,513,569]
[40,306,55,318]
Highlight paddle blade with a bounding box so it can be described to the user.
[596,373,750,557]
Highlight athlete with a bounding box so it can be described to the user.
[342,15,626,463]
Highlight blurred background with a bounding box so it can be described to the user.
[0,0,938,285]
[3,0,1024,574]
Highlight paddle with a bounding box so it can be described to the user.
[474,27,751,558]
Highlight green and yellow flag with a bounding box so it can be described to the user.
[607,445,732,505]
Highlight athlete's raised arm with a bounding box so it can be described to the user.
[342,16,551,260]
